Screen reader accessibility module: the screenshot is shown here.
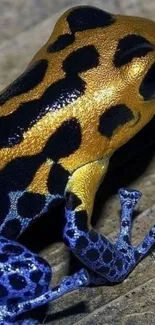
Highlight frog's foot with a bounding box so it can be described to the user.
[117,188,155,260]
[64,188,155,284]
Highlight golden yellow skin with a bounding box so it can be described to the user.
[0,6,155,224]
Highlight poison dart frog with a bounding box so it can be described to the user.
[0,5,155,324]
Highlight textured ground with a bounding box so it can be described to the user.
[0,0,155,324]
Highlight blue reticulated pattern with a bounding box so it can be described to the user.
[0,191,62,239]
[1,187,155,323]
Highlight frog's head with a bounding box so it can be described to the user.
[94,10,155,158]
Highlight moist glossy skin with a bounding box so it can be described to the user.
[0,5,155,324]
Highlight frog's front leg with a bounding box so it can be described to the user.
[63,159,155,283]
[0,236,89,324]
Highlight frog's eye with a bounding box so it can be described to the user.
[139,63,155,101]
[114,34,154,68]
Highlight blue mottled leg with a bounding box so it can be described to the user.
[0,235,89,323]
[84,189,142,286]
[63,161,155,284]
[0,268,89,323]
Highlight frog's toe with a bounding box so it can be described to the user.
[116,187,142,249]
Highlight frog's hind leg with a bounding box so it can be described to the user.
[63,160,155,284]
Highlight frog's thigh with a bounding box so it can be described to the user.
[65,158,109,224]
[63,158,121,282]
